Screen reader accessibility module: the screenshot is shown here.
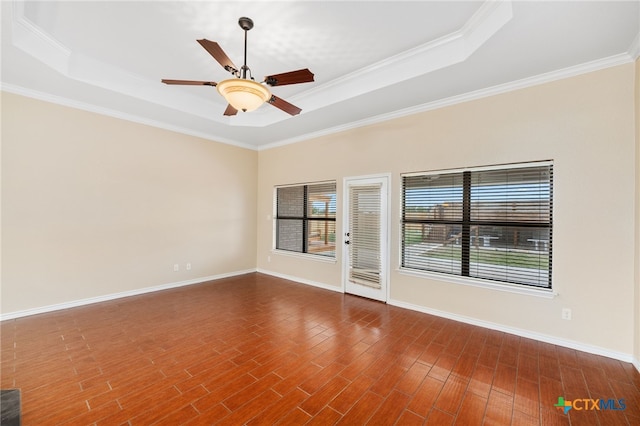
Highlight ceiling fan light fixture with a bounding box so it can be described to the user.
[217,78,271,112]
[163,17,312,116]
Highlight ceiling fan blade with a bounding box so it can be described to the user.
[161,79,217,86]
[264,68,314,86]
[268,95,302,116]
[197,39,238,75]
[223,104,238,116]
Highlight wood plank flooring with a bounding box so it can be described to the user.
[1,273,639,425]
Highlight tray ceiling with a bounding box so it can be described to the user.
[2,1,639,149]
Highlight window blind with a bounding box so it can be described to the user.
[401,162,553,288]
[276,186,305,252]
[349,184,382,288]
[275,182,336,257]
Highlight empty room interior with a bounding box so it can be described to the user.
[2,1,640,425]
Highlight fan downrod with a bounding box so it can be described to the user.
[238,17,254,31]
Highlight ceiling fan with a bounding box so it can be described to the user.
[162,17,314,116]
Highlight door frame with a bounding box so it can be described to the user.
[341,173,391,302]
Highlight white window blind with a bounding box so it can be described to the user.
[349,184,382,288]
[275,182,336,257]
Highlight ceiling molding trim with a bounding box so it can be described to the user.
[5,48,630,154]
[9,1,291,128]
[1,83,257,151]
[11,0,512,130]
[628,31,640,59]
[259,52,633,151]
[299,0,512,99]
[66,52,221,122]
[11,0,71,74]
[243,0,513,129]
[10,1,230,125]
[461,0,513,55]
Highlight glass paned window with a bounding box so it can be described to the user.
[275,182,336,257]
[401,162,553,288]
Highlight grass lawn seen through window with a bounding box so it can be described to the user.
[422,246,549,269]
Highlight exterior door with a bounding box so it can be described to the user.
[343,175,389,302]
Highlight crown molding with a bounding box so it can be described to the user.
[238,0,513,128]
[259,52,633,151]
[11,0,71,73]
[629,31,640,59]
[9,0,511,129]
[6,0,634,151]
[9,0,228,124]
[5,49,631,154]
[1,83,258,151]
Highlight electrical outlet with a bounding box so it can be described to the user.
[173,264,179,272]
[562,308,572,320]
[186,263,191,270]
[267,256,271,263]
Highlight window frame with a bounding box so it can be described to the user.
[400,161,553,294]
[273,181,337,259]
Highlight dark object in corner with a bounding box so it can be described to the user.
[1,389,21,426]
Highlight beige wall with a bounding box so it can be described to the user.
[258,63,637,357]
[2,62,637,361]
[1,92,257,314]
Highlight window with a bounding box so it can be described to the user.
[275,182,337,257]
[401,162,553,288]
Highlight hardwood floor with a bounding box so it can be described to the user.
[1,273,639,425]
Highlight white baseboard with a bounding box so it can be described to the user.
[253,271,637,365]
[388,298,635,364]
[0,269,256,321]
[256,268,343,294]
[255,270,637,365]
[4,268,638,371]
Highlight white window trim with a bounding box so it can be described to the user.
[399,160,553,293]
[271,248,337,263]
[272,180,337,260]
[397,267,556,298]
[402,159,553,177]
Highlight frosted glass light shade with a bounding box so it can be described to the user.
[217,79,271,112]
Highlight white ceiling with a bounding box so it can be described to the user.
[2,1,639,149]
